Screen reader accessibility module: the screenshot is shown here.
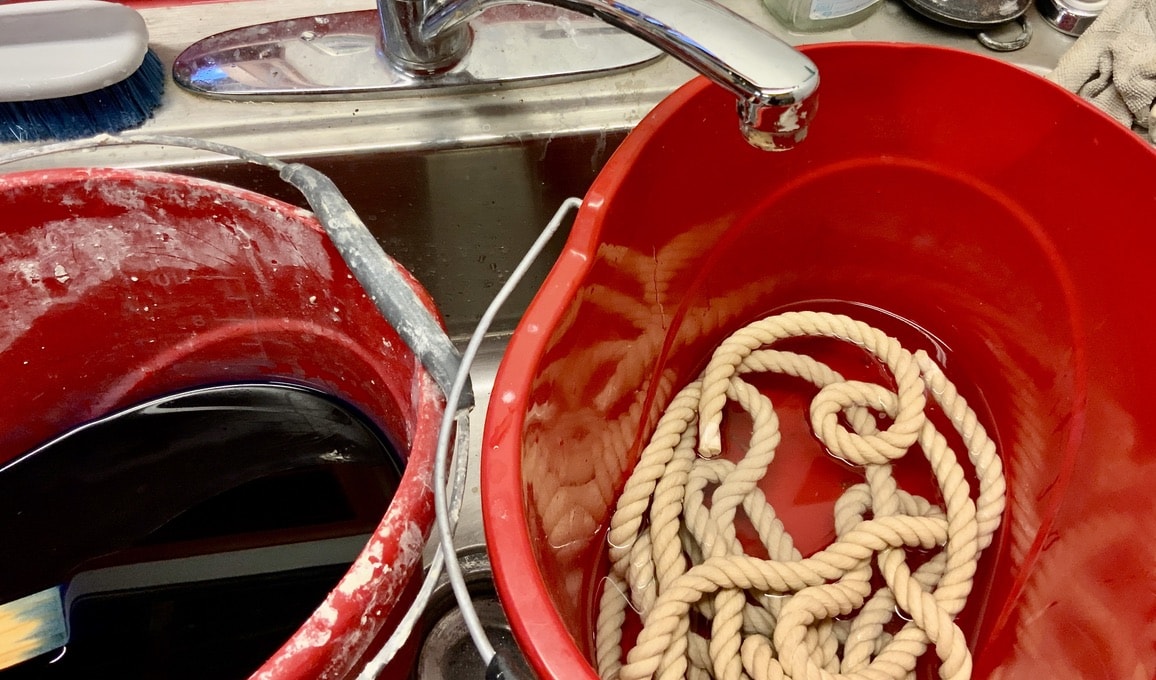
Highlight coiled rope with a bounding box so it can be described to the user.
[595,311,1006,680]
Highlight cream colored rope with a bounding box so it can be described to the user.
[596,311,1005,680]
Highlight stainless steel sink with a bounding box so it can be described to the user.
[0,0,1084,675]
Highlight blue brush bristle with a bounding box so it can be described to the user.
[0,49,165,143]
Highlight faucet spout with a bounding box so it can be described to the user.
[380,0,820,150]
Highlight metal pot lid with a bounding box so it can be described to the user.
[902,0,1030,28]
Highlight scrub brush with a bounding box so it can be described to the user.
[0,0,165,142]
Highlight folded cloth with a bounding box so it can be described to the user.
[1049,0,1156,142]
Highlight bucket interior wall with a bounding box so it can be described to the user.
[490,43,1156,679]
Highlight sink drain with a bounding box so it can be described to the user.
[413,551,534,679]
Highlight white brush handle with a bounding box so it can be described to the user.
[0,0,149,102]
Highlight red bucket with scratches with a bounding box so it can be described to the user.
[0,167,442,678]
[483,43,1156,679]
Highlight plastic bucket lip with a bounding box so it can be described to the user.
[0,166,445,679]
[481,41,1156,680]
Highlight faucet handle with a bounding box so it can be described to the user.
[174,7,663,99]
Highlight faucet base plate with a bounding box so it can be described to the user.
[173,6,662,100]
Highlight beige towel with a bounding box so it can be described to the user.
[1049,0,1156,142]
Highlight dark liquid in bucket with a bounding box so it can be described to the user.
[1,384,403,680]
[586,300,1005,678]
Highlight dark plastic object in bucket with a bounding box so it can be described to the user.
[483,43,1156,679]
[0,168,443,678]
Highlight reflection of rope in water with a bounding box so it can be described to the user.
[529,224,742,587]
[596,311,1006,680]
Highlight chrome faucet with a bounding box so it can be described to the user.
[174,0,819,150]
[379,0,819,149]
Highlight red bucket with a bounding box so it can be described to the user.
[0,167,443,678]
[483,42,1156,679]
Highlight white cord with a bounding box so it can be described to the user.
[360,196,579,677]
[432,197,583,669]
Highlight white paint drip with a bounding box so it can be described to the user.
[292,603,339,649]
[338,537,385,596]
[777,102,802,132]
